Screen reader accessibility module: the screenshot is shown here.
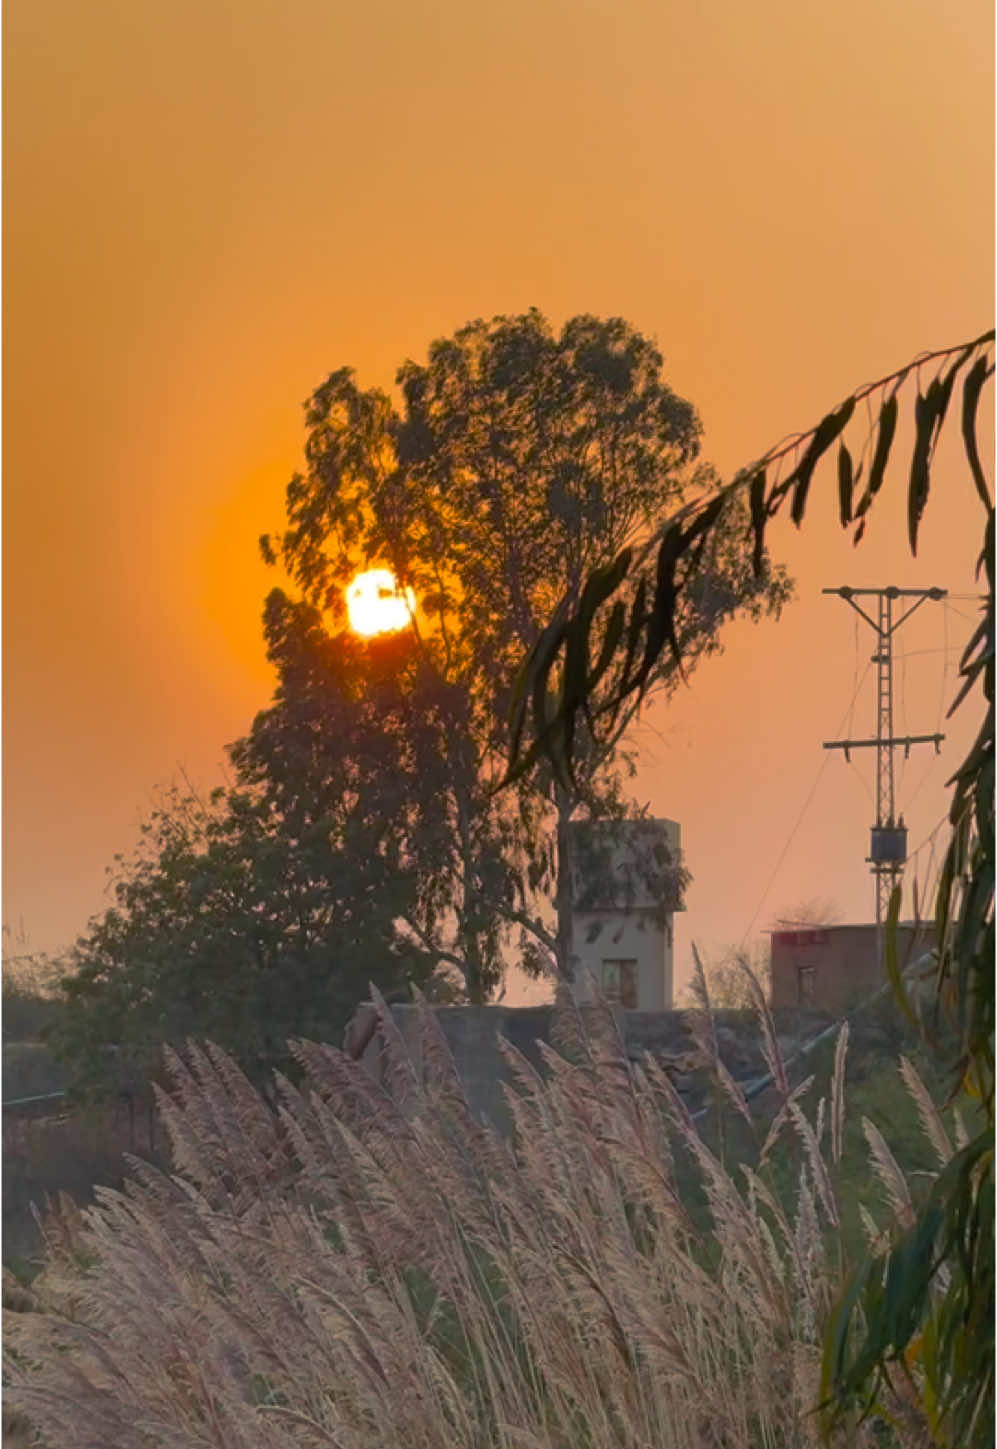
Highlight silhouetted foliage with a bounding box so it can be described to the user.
[258,309,790,990]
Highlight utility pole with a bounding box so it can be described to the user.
[822,586,946,968]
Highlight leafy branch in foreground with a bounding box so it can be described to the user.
[506,328,993,788]
[506,328,995,1447]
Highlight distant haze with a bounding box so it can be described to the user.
[4,0,993,1003]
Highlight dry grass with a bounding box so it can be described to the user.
[4,985,951,1448]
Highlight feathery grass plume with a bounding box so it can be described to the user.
[288,1034,421,1171]
[740,1162,810,1293]
[951,1104,970,1149]
[857,1202,888,1256]
[793,1171,823,1338]
[862,1116,917,1231]
[788,1100,840,1229]
[409,988,515,1232]
[547,978,591,1064]
[758,1074,815,1168]
[623,1058,681,1207]
[548,977,628,1091]
[367,983,423,1115]
[830,1022,849,1166]
[687,942,753,1127]
[31,1188,89,1267]
[152,1040,295,1217]
[789,1341,827,1449]
[736,950,791,1102]
[743,1177,791,1295]
[8,1025,910,1449]
[655,1067,790,1330]
[898,1054,953,1168]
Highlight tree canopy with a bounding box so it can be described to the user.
[256,309,791,994]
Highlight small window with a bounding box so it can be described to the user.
[602,958,638,1009]
[798,964,817,1004]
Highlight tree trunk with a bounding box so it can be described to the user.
[554,783,576,982]
[455,787,486,1003]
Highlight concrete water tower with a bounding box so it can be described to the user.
[567,817,684,1010]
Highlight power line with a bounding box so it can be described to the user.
[905,816,949,925]
[945,601,985,627]
[847,611,860,737]
[892,610,953,822]
[901,748,945,819]
[888,645,963,659]
[897,641,909,797]
[905,812,949,868]
[848,750,876,809]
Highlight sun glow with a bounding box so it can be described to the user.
[345,569,416,637]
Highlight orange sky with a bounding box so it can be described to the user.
[4,0,994,1003]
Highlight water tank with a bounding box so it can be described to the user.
[869,825,908,864]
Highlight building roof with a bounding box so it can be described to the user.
[767,920,933,935]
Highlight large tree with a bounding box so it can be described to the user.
[256,309,791,994]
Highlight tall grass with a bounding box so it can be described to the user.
[5,984,956,1448]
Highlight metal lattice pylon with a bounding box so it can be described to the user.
[823,586,946,967]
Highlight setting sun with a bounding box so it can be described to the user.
[345,569,416,637]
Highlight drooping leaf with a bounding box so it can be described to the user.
[909,352,973,554]
[853,392,899,522]
[588,598,627,694]
[963,353,995,508]
[789,395,855,526]
[507,605,570,780]
[637,522,684,695]
[837,444,854,527]
[615,575,648,702]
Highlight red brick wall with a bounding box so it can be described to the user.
[769,924,934,1011]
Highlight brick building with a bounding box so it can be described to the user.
[768,921,935,1011]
